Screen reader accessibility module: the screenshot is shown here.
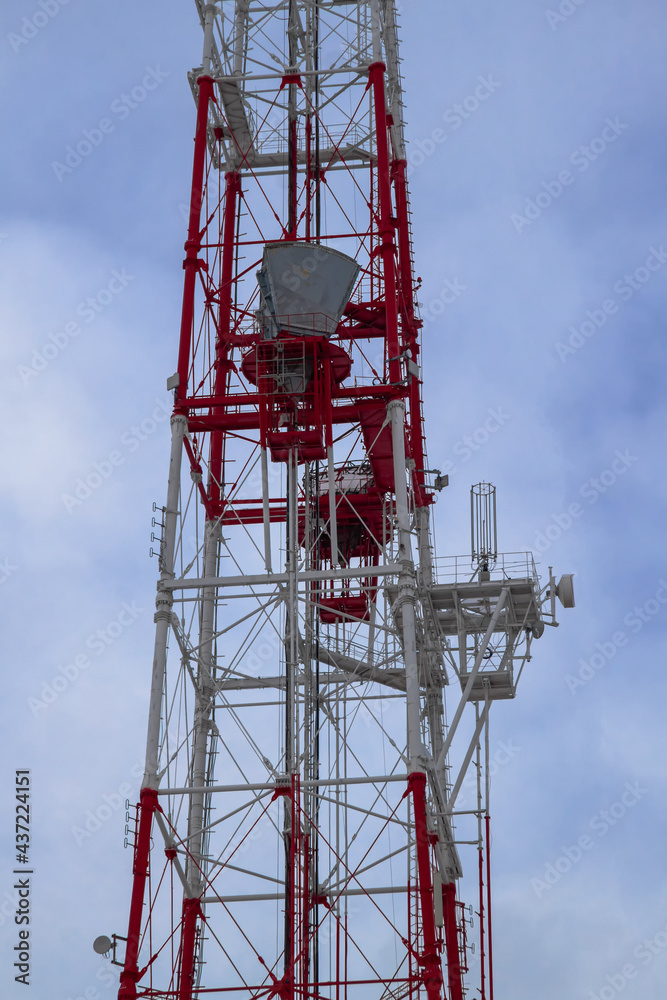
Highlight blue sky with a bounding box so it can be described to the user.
[1,1,666,998]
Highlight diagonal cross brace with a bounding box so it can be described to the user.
[435,588,508,774]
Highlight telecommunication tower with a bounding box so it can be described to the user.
[100,4,574,999]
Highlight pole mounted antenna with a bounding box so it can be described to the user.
[471,482,497,578]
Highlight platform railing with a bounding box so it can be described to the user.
[431,551,540,589]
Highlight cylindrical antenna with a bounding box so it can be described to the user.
[471,482,498,571]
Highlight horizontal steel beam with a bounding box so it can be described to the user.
[163,563,401,591]
[202,885,409,904]
[157,773,408,796]
[213,65,369,84]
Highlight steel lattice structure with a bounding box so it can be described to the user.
[111,4,573,999]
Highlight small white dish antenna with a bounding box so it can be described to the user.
[556,574,575,608]
[93,935,113,956]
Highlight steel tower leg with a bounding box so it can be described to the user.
[388,399,422,767]
[443,882,464,1000]
[411,772,444,1000]
[283,450,300,994]
[369,61,401,386]
[117,788,158,1000]
[179,898,203,1000]
[175,518,220,999]
[118,414,186,999]
[176,75,214,408]
[389,398,443,1000]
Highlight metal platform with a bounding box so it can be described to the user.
[457,668,516,701]
[428,553,542,636]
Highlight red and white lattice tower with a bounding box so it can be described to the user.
[110,4,573,999]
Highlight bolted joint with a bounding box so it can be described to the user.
[154,606,173,624]
[139,786,159,810]
[170,413,188,431]
[393,579,417,610]
[182,256,205,272]
[183,896,202,917]
[408,770,427,795]
[118,971,139,999]
[272,775,292,801]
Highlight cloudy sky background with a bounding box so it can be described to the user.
[1,0,666,997]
